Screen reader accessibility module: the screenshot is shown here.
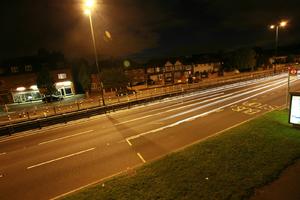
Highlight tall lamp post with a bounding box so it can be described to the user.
[269,20,288,72]
[84,0,105,106]
[270,20,289,107]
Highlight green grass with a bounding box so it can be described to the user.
[62,110,300,200]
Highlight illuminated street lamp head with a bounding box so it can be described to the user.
[280,21,287,27]
[83,0,96,15]
[270,25,275,29]
[85,0,94,9]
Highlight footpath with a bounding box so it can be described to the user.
[250,159,300,200]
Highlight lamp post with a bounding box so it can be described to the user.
[84,0,105,106]
[269,21,287,72]
[270,20,289,107]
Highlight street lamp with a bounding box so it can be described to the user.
[270,20,289,107]
[269,20,288,60]
[84,0,105,106]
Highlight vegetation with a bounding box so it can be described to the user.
[223,48,257,72]
[77,60,92,98]
[36,67,57,96]
[101,67,129,89]
[62,110,300,200]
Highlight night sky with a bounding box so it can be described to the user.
[1,0,300,61]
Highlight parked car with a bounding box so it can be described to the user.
[42,95,63,103]
[116,88,136,96]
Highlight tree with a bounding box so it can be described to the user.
[78,60,91,98]
[225,48,257,72]
[287,54,296,63]
[101,67,129,89]
[36,67,57,96]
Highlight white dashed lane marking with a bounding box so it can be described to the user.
[27,147,96,170]
[38,130,94,145]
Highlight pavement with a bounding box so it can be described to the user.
[0,74,299,200]
[250,159,300,200]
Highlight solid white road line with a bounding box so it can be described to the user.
[126,81,286,142]
[27,147,95,170]
[137,153,146,163]
[38,130,94,145]
[114,93,224,125]
[159,79,286,121]
[109,75,283,118]
[114,76,285,126]
[145,77,284,124]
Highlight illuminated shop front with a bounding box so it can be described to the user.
[12,85,42,103]
[55,81,74,96]
[12,81,74,103]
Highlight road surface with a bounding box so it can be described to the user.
[0,74,298,200]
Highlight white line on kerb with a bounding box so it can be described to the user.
[27,147,95,170]
[137,153,146,163]
[38,130,94,145]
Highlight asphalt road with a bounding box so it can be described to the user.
[0,74,299,200]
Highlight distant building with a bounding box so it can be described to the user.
[193,62,220,73]
[145,55,220,85]
[0,55,75,104]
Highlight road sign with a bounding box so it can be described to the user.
[290,68,297,75]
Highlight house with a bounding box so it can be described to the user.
[146,56,196,85]
[193,62,220,73]
[0,55,75,104]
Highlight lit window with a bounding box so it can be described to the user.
[16,87,26,91]
[11,66,19,73]
[58,73,67,79]
[56,81,72,86]
[30,85,38,90]
[25,65,32,72]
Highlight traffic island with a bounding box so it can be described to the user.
[61,110,300,200]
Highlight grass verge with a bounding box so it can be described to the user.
[62,110,300,200]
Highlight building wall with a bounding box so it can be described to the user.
[0,68,74,104]
[194,62,220,73]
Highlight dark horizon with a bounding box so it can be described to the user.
[1,0,300,61]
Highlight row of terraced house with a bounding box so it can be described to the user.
[125,56,221,87]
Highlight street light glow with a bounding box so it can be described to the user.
[280,21,287,27]
[84,9,91,15]
[270,25,275,29]
[85,0,94,9]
